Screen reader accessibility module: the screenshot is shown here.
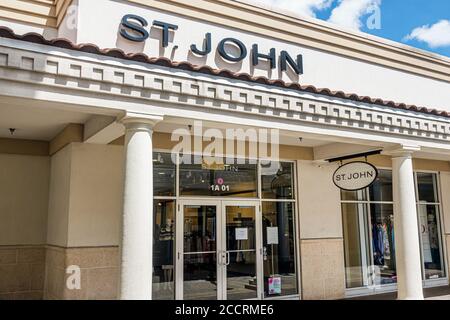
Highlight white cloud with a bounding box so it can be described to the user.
[404,20,450,48]
[250,0,334,18]
[328,0,381,30]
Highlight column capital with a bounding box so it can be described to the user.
[120,112,163,129]
[384,144,421,158]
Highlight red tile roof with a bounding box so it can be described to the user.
[1,26,449,118]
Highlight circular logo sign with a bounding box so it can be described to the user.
[333,161,378,191]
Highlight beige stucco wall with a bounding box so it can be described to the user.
[47,143,123,248]
[0,153,49,300]
[297,161,342,239]
[47,145,71,247]
[0,154,49,245]
[44,143,123,300]
[296,160,345,300]
[67,143,123,247]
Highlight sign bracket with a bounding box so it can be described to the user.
[327,150,382,163]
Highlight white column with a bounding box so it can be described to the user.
[119,114,162,300]
[391,146,423,300]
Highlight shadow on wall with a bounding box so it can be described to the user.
[187,50,208,67]
[214,43,242,72]
[150,26,178,60]
[115,24,178,60]
[115,30,145,54]
[250,57,273,79]
[278,62,299,83]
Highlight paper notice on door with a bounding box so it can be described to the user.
[267,227,279,245]
[235,228,248,240]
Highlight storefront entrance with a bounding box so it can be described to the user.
[153,153,299,300]
[176,200,262,300]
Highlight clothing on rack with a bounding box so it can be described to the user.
[372,224,385,266]
[372,216,395,268]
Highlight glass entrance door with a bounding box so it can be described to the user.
[176,200,261,300]
[177,202,220,300]
[222,202,261,300]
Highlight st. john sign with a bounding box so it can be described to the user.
[333,162,378,191]
[119,14,304,75]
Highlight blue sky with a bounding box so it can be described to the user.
[249,0,450,57]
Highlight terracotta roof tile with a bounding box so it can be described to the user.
[0,26,449,119]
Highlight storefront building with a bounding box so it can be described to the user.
[0,0,449,300]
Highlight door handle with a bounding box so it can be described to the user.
[220,251,226,266]
[225,251,230,266]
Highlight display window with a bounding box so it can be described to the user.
[261,162,295,200]
[342,170,397,288]
[415,173,446,280]
[152,200,176,299]
[262,202,297,297]
[154,152,176,197]
[341,169,447,292]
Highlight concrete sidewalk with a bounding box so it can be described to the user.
[347,285,450,300]
[427,295,450,300]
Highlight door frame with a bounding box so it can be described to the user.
[221,200,262,300]
[176,199,262,300]
[175,199,221,300]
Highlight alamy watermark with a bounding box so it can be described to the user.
[63,4,78,31]
[170,121,280,167]
[366,4,382,30]
[66,265,81,290]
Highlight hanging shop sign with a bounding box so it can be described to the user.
[333,161,378,191]
[119,14,304,75]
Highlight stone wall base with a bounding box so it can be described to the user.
[300,238,346,300]
[0,246,46,300]
[44,246,119,300]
